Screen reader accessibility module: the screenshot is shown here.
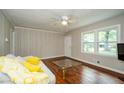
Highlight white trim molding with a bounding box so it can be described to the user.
[69,56,124,75]
[41,55,64,60]
[14,26,65,34]
[81,24,120,57]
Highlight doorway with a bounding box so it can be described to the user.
[64,36,72,57]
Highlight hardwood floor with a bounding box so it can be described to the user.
[43,58,124,84]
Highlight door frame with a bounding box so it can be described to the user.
[64,35,72,57]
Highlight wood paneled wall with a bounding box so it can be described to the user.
[14,27,64,58]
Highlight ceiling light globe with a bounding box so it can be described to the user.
[62,20,68,25]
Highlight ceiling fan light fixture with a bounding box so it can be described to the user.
[62,16,68,20]
[61,20,68,26]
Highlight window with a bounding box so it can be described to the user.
[81,32,95,53]
[81,25,120,56]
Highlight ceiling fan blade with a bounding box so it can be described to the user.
[68,20,74,23]
[64,15,75,24]
[68,15,74,20]
[50,17,58,21]
[51,21,61,26]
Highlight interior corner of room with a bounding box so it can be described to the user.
[0,9,124,84]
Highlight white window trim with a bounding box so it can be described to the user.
[81,24,121,57]
[81,31,95,54]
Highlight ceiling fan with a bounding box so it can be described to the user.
[61,16,73,26]
[51,16,74,26]
[50,15,75,31]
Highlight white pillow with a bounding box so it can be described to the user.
[6,54,16,59]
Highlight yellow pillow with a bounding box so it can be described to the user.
[26,57,40,65]
[0,65,3,72]
[22,61,41,72]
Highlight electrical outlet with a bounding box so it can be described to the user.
[97,61,100,64]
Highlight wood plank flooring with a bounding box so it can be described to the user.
[43,58,124,84]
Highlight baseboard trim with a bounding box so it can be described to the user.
[41,55,64,60]
[66,56,124,78]
[41,55,65,61]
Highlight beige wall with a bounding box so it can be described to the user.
[66,14,124,72]
[0,11,13,56]
[14,27,64,58]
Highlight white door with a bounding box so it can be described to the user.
[65,36,71,57]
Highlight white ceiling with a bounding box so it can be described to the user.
[1,9,124,32]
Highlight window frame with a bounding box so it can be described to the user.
[81,31,96,54]
[81,24,120,57]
